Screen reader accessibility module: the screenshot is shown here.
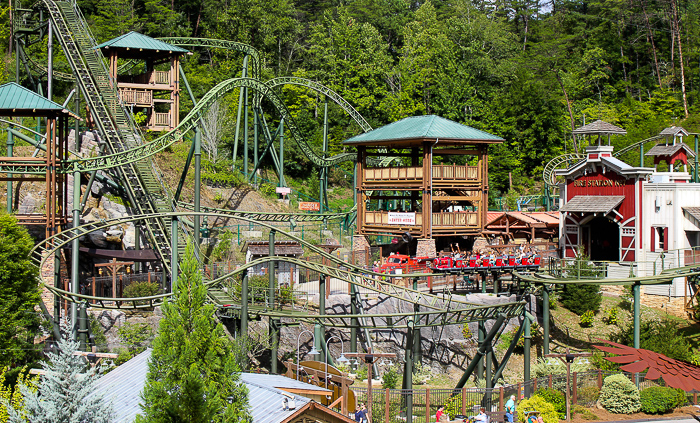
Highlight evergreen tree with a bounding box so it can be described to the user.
[0,214,42,368]
[560,249,603,315]
[136,242,250,423]
[6,326,113,422]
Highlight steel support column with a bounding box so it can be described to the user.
[455,314,507,390]
[350,284,358,353]
[268,229,276,307]
[694,135,698,183]
[78,302,87,351]
[478,321,485,380]
[232,55,249,170]
[47,21,53,101]
[271,318,280,374]
[244,84,249,178]
[542,285,550,355]
[316,274,327,363]
[194,128,201,245]
[170,218,178,292]
[279,118,285,187]
[6,129,13,213]
[404,318,414,423]
[71,168,81,340]
[524,308,532,396]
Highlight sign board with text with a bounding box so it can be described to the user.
[387,212,416,225]
[299,202,320,211]
[276,187,292,195]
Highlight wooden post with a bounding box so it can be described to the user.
[342,381,349,415]
[499,387,504,411]
[91,276,95,301]
[548,374,552,389]
[694,392,697,405]
[462,387,466,415]
[385,389,390,423]
[533,378,537,393]
[597,369,603,389]
[425,388,430,423]
[572,373,578,404]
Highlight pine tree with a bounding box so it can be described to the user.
[136,242,250,423]
[561,248,603,315]
[0,214,42,368]
[6,326,113,423]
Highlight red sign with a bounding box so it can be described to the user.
[299,202,320,211]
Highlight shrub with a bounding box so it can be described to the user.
[604,307,619,325]
[381,367,399,389]
[532,357,592,378]
[640,386,680,414]
[577,386,600,405]
[599,374,640,414]
[580,310,595,327]
[535,388,565,418]
[355,366,367,381]
[572,404,597,420]
[561,284,602,315]
[611,317,692,362]
[516,395,559,423]
[122,280,161,308]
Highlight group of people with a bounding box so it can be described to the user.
[353,403,369,423]
[449,244,537,266]
[434,395,518,423]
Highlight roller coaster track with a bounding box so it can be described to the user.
[32,212,526,328]
[542,153,584,188]
[513,266,700,285]
[177,201,355,222]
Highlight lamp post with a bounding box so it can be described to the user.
[296,330,320,381]
[544,347,592,421]
[346,352,396,422]
[325,335,350,389]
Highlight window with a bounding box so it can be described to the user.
[651,226,668,252]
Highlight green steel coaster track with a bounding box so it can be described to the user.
[32,211,526,329]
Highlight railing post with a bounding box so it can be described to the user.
[548,374,552,389]
[385,389,390,423]
[572,372,578,404]
[425,388,430,423]
[597,369,603,389]
[499,387,504,411]
[462,387,466,415]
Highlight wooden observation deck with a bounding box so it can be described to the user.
[344,115,503,252]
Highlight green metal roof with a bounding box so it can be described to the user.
[0,82,75,114]
[343,115,504,145]
[95,31,189,54]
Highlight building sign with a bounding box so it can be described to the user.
[573,178,624,187]
[276,187,292,195]
[299,202,320,211]
[388,212,416,225]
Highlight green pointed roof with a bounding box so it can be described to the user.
[96,31,188,57]
[343,115,504,147]
[0,83,77,117]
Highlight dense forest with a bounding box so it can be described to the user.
[2,0,699,199]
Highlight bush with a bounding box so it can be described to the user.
[577,386,600,405]
[640,386,681,414]
[535,388,565,418]
[561,284,602,315]
[572,404,597,420]
[516,395,559,423]
[611,317,692,362]
[604,307,619,325]
[381,367,399,389]
[355,366,367,381]
[532,357,592,378]
[122,280,161,308]
[599,374,640,414]
[579,310,595,327]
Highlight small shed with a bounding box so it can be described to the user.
[242,241,304,284]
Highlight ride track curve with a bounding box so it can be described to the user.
[32,212,526,329]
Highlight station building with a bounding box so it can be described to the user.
[555,121,700,313]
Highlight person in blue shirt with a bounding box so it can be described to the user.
[505,395,516,423]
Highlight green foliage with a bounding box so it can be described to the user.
[611,317,692,362]
[639,386,684,414]
[599,374,640,414]
[444,393,470,419]
[355,366,367,381]
[381,367,399,389]
[561,253,603,315]
[516,395,559,423]
[579,310,595,327]
[591,350,620,372]
[259,183,277,199]
[123,280,161,307]
[0,368,38,423]
[0,214,41,368]
[136,242,250,422]
[6,327,113,422]
[604,307,620,325]
[532,357,592,378]
[535,388,565,419]
[577,386,600,405]
[462,323,473,340]
[571,404,597,420]
[412,362,432,385]
[89,315,109,353]
[133,111,148,126]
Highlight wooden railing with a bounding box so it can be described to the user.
[363,211,479,228]
[119,89,152,105]
[153,113,170,127]
[363,165,479,183]
[364,166,423,181]
[432,211,478,227]
[118,70,171,85]
[432,164,479,180]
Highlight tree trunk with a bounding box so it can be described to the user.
[555,71,576,131]
[638,0,663,87]
[671,0,689,117]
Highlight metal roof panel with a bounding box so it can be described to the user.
[95,31,189,53]
[0,83,74,112]
[343,115,504,145]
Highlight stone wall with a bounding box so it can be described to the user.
[416,238,436,257]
